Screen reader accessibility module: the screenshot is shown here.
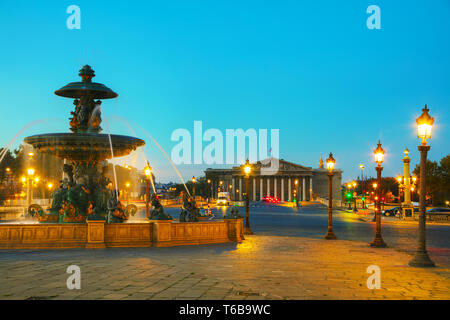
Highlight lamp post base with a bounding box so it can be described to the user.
[408,251,435,268]
[243,227,253,235]
[370,235,387,248]
[324,229,337,240]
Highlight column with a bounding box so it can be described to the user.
[267,178,270,197]
[281,178,285,202]
[232,178,235,200]
[288,178,292,201]
[260,178,263,200]
[239,178,243,201]
[253,178,256,201]
[309,177,313,200]
[274,178,278,199]
[302,177,306,201]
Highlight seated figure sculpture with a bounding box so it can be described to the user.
[149,193,172,220]
[179,193,199,222]
[107,191,128,223]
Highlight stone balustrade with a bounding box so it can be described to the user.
[0,218,244,249]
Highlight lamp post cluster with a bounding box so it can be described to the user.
[326,105,436,268]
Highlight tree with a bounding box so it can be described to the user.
[413,160,441,205]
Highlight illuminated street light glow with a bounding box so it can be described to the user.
[416,105,434,145]
[326,152,335,173]
[144,161,152,178]
[374,140,385,165]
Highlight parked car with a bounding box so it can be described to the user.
[426,207,450,214]
[382,207,401,217]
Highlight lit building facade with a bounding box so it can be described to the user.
[205,157,342,202]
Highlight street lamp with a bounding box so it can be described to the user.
[207,179,212,202]
[324,152,337,240]
[294,179,299,207]
[370,141,387,248]
[192,176,196,198]
[26,167,35,207]
[125,182,131,205]
[409,105,435,267]
[144,162,152,219]
[359,164,365,206]
[243,159,253,235]
[352,181,357,212]
[47,182,53,200]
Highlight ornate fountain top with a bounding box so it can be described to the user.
[54,65,118,99]
[78,65,95,82]
[52,65,121,133]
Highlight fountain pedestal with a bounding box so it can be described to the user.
[86,219,106,248]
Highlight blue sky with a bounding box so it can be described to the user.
[0,0,449,183]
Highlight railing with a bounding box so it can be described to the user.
[426,212,450,222]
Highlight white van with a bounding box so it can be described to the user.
[217,192,231,206]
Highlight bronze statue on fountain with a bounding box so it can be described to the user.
[179,192,200,222]
[24,65,145,223]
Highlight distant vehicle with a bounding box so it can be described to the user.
[216,192,231,206]
[426,207,450,214]
[382,207,401,217]
[262,196,280,203]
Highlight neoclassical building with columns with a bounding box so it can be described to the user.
[204,157,342,202]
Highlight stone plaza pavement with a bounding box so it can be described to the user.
[0,235,449,300]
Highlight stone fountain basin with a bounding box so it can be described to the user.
[24,133,145,161]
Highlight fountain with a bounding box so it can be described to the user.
[24,65,145,223]
[0,65,244,249]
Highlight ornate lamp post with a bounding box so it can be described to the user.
[324,152,337,240]
[243,159,253,235]
[125,182,131,205]
[370,141,387,248]
[409,105,435,267]
[192,176,196,198]
[144,162,152,219]
[207,179,211,203]
[26,168,35,208]
[360,164,365,207]
[46,182,53,201]
[294,179,299,207]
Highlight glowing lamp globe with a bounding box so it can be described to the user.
[326,152,335,173]
[373,141,385,165]
[144,162,152,178]
[416,105,434,145]
[243,159,251,175]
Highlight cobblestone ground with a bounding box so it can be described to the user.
[0,235,449,300]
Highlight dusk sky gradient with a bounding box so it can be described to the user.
[0,0,449,183]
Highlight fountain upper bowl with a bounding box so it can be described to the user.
[24,133,145,161]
